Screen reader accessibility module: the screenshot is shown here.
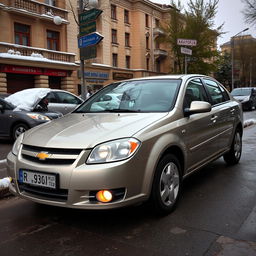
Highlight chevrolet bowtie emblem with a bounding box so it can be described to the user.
[36,152,49,161]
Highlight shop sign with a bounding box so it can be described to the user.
[1,65,42,75]
[84,71,109,79]
[0,65,68,77]
[113,72,133,80]
[44,69,68,77]
[86,79,105,84]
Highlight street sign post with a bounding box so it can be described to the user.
[79,21,96,36]
[177,38,197,46]
[79,8,103,24]
[78,32,104,48]
[181,47,192,55]
[80,46,97,60]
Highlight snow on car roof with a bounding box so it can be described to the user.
[5,88,51,111]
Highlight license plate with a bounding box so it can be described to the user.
[19,170,57,189]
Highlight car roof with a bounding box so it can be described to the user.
[117,74,210,83]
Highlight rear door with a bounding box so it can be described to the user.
[181,78,220,171]
[202,78,236,152]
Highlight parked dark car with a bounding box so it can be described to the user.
[231,87,256,110]
[0,92,62,140]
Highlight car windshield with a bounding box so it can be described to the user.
[231,88,251,96]
[75,79,181,113]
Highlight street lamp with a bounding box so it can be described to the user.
[231,28,249,91]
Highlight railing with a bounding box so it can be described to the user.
[154,49,168,57]
[0,42,76,63]
[153,27,165,36]
[7,0,68,20]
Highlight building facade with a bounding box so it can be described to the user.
[0,0,78,94]
[0,0,173,95]
[75,0,173,93]
[221,34,256,87]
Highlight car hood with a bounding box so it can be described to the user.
[5,88,51,111]
[23,112,167,148]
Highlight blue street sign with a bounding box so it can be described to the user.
[78,32,104,48]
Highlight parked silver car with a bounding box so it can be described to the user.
[7,75,243,214]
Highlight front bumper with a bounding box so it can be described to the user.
[6,147,149,209]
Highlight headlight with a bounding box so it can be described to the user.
[26,113,50,121]
[87,138,141,164]
[12,133,24,156]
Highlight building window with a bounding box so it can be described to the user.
[45,0,56,6]
[126,56,130,69]
[156,59,161,73]
[146,36,149,49]
[125,33,130,47]
[155,40,160,49]
[14,23,30,46]
[155,18,160,27]
[124,9,129,24]
[111,4,117,20]
[113,53,118,67]
[47,30,60,51]
[146,58,150,70]
[145,14,149,27]
[112,29,118,44]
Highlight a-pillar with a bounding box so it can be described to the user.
[61,76,75,93]
[34,75,49,88]
[0,73,7,93]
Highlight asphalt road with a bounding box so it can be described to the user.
[0,111,256,256]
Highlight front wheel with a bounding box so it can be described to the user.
[150,154,182,215]
[12,123,28,140]
[223,128,242,165]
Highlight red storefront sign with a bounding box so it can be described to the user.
[1,65,42,75]
[44,69,68,77]
[0,65,67,77]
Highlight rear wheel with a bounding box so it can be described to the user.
[12,123,28,140]
[150,154,182,215]
[223,128,242,165]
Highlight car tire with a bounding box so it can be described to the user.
[12,123,28,140]
[150,154,182,215]
[223,128,242,165]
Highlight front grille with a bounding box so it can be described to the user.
[18,183,68,201]
[22,155,74,165]
[21,144,82,165]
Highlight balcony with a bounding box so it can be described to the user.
[153,27,165,36]
[0,42,77,69]
[154,49,168,59]
[1,0,69,23]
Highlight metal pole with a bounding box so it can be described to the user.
[79,0,88,100]
[185,56,187,74]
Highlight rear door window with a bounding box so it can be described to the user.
[203,79,228,105]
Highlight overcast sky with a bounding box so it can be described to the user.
[151,0,256,46]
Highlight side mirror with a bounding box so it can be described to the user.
[184,101,211,117]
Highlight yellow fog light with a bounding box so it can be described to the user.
[96,190,113,203]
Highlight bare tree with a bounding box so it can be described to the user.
[242,0,256,25]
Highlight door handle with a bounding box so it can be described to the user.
[211,115,218,123]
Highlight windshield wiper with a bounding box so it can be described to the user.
[105,108,140,113]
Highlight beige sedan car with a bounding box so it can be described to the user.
[7,75,243,214]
